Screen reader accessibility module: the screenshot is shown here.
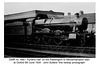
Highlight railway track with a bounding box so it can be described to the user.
[5,47,95,58]
[5,43,95,58]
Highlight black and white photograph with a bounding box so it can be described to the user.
[4,2,95,58]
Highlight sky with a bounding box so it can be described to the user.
[4,2,95,15]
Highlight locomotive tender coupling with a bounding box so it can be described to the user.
[4,10,95,47]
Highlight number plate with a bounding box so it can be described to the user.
[69,33,76,39]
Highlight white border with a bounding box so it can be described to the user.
[1,0,99,65]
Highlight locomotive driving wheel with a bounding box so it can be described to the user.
[53,38,62,45]
[42,35,54,45]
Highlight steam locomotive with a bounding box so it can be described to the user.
[4,10,95,47]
